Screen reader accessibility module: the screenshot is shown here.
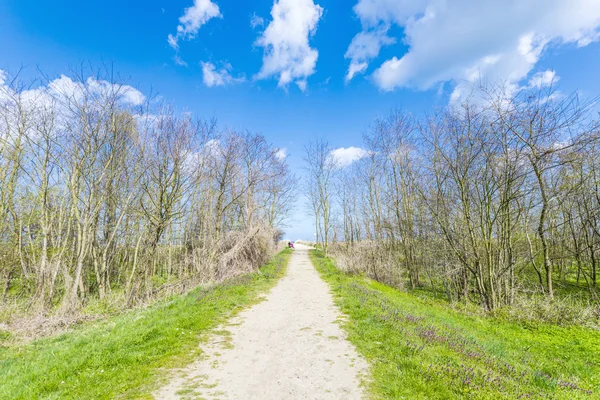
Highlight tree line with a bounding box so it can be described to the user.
[0,68,294,312]
[305,84,600,310]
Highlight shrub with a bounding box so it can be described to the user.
[329,241,404,289]
[216,225,276,281]
[491,295,600,328]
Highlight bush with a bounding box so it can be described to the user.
[329,241,404,289]
[215,225,276,281]
[491,295,600,328]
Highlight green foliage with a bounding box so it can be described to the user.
[310,250,600,399]
[0,249,291,400]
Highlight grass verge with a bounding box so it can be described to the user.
[310,250,600,399]
[0,249,291,400]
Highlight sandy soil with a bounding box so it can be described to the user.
[154,243,367,399]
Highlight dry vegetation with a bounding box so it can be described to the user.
[0,67,294,337]
[306,83,600,324]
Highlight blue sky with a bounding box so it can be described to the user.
[2,0,600,239]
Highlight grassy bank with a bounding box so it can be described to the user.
[0,249,291,400]
[310,250,600,399]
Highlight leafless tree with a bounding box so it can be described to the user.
[0,67,295,316]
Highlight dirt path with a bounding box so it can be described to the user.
[154,244,367,399]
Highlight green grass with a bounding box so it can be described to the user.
[310,250,600,399]
[0,249,291,400]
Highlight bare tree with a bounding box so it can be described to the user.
[319,83,600,311]
[0,67,295,316]
[303,138,335,255]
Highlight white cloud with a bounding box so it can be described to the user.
[168,0,222,50]
[296,80,307,92]
[204,139,222,158]
[84,77,146,106]
[353,0,425,27]
[0,72,147,144]
[255,0,323,90]
[346,62,368,82]
[344,0,426,81]
[275,148,287,160]
[201,62,245,87]
[11,74,146,108]
[174,55,188,67]
[250,13,265,29]
[1,72,145,109]
[121,87,146,106]
[167,35,178,49]
[47,75,84,101]
[329,147,369,168]
[528,70,559,89]
[346,0,600,95]
[345,27,395,82]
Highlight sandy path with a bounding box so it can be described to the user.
[154,244,367,399]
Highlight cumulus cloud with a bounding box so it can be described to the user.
[168,0,221,50]
[1,72,145,108]
[199,139,222,159]
[344,0,421,82]
[0,71,147,143]
[255,0,323,90]
[346,0,600,94]
[353,0,425,26]
[201,62,245,87]
[329,147,369,168]
[84,77,146,105]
